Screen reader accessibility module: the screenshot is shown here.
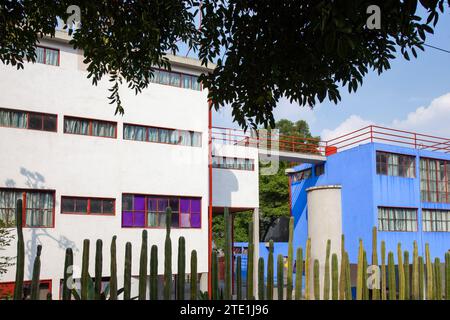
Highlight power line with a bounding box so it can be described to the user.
[423,43,450,54]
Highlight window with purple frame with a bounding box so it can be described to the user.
[122,194,201,228]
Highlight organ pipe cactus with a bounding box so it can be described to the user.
[110,236,118,300]
[434,257,442,300]
[13,199,24,300]
[305,238,311,300]
[266,240,274,300]
[164,208,173,300]
[211,250,219,300]
[81,239,90,300]
[404,251,410,300]
[177,236,186,300]
[397,244,405,300]
[190,250,197,300]
[339,235,346,300]
[277,254,284,300]
[247,221,254,300]
[286,217,294,300]
[95,239,103,300]
[371,227,380,300]
[412,241,419,300]
[331,253,339,300]
[323,239,331,300]
[295,247,303,300]
[356,239,364,300]
[224,208,232,300]
[62,248,73,300]
[313,259,320,300]
[258,257,265,300]
[150,245,158,300]
[124,242,132,300]
[30,245,42,300]
[388,252,396,300]
[381,241,387,300]
[425,243,433,300]
[236,255,242,300]
[446,252,450,300]
[139,230,148,300]
[363,250,368,300]
[419,256,425,300]
[345,252,352,300]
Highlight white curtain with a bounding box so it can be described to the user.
[148,127,158,142]
[25,192,54,227]
[0,191,21,226]
[35,47,45,64]
[124,125,146,141]
[45,48,59,66]
[92,121,115,138]
[0,109,27,128]
[64,118,89,135]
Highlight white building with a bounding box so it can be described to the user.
[0,31,259,299]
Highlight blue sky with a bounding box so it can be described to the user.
[211,11,450,140]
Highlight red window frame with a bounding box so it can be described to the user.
[420,157,449,204]
[0,188,56,228]
[63,115,117,139]
[422,209,450,232]
[36,45,60,66]
[149,68,203,91]
[376,151,416,178]
[121,193,202,229]
[0,279,52,300]
[0,107,57,132]
[377,206,418,232]
[211,155,255,171]
[61,196,116,216]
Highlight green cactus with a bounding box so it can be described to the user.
[446,252,450,300]
[94,239,103,300]
[425,243,433,300]
[258,257,265,300]
[247,221,254,300]
[331,253,338,300]
[13,199,24,300]
[339,235,346,300]
[164,207,173,300]
[356,239,364,300]
[323,239,331,300]
[381,241,387,300]
[124,242,132,300]
[190,250,197,300]
[313,259,320,300]
[419,256,425,300]
[295,247,303,300]
[305,238,311,300]
[62,248,73,300]
[363,250,368,300]
[267,240,274,300]
[388,252,396,300]
[277,254,284,300]
[434,257,442,300]
[30,245,42,300]
[139,230,148,300]
[344,252,352,300]
[286,217,294,300]
[236,255,242,300]
[150,245,158,300]
[397,244,404,300]
[211,250,219,300]
[177,236,186,300]
[412,241,419,300]
[110,236,118,300]
[224,208,232,300]
[371,227,380,300]
[404,250,410,300]
[81,239,90,300]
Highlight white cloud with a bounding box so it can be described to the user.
[321,92,450,141]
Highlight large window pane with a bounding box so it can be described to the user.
[28,113,43,130]
[43,115,57,132]
[377,207,417,232]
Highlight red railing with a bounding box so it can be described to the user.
[211,125,450,156]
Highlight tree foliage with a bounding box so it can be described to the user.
[0,222,14,277]
[0,1,448,128]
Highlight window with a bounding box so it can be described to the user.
[376,151,415,178]
[315,164,325,177]
[212,156,254,171]
[378,207,418,232]
[423,209,450,232]
[420,158,450,203]
[150,69,201,91]
[124,124,202,147]
[0,189,54,228]
[61,197,115,215]
[291,169,312,183]
[122,194,201,229]
[0,280,52,300]
[0,108,57,132]
[64,116,117,138]
[35,46,59,66]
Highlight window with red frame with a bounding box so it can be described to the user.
[0,280,52,300]
[0,108,57,132]
[122,194,201,228]
[376,151,416,178]
[420,158,450,203]
[378,207,418,232]
[64,116,117,138]
[0,189,54,228]
[61,197,115,215]
[35,46,59,66]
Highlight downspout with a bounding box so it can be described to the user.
[208,100,213,298]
